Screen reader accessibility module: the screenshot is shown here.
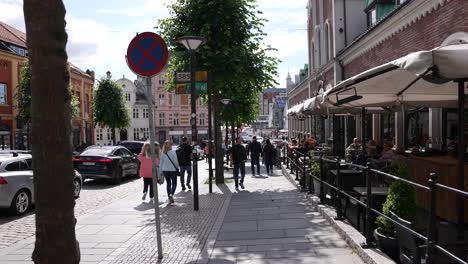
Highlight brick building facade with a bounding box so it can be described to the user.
[287,0,467,153]
[0,21,95,150]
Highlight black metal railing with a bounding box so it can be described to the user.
[283,149,468,264]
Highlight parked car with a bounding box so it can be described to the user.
[0,152,82,215]
[119,140,160,155]
[73,146,139,185]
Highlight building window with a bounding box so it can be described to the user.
[325,21,331,62]
[315,26,321,67]
[141,128,149,140]
[107,129,114,140]
[159,112,165,126]
[133,128,140,140]
[97,129,103,141]
[143,108,149,118]
[133,108,139,119]
[174,94,180,106]
[0,83,7,105]
[173,113,179,125]
[368,7,377,27]
[84,95,90,114]
[125,93,131,101]
[199,113,205,126]
[159,94,165,105]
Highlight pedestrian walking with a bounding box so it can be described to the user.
[247,136,262,176]
[231,137,247,191]
[262,139,276,175]
[138,142,160,202]
[160,140,180,203]
[176,136,192,191]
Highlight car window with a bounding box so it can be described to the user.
[5,161,20,171]
[122,149,133,157]
[113,149,123,157]
[81,148,113,156]
[25,159,33,169]
[20,160,31,171]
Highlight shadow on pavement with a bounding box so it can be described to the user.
[82,176,139,190]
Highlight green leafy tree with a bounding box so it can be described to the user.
[15,61,80,125]
[158,0,279,181]
[93,77,130,145]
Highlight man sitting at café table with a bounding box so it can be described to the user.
[345,138,362,163]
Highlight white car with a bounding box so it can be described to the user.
[0,152,82,215]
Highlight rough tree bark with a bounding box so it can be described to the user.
[24,1,80,263]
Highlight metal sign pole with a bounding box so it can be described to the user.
[146,76,163,259]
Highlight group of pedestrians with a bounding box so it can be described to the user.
[137,135,281,200]
[229,136,279,191]
[137,137,193,204]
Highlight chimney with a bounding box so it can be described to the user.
[86,69,95,81]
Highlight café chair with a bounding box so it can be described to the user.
[391,212,426,264]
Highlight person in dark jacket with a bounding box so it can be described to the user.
[247,136,262,176]
[262,139,276,175]
[176,136,192,191]
[231,137,247,190]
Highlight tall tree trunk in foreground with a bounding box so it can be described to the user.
[24,1,80,263]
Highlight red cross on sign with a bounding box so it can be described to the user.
[126,32,169,77]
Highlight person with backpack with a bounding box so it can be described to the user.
[160,140,180,203]
[230,137,247,190]
[262,139,276,175]
[176,136,192,191]
[247,136,262,176]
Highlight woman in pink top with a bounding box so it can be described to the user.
[138,142,160,202]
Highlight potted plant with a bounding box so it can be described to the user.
[375,164,416,260]
[310,159,327,197]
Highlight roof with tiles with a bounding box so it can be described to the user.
[0,21,27,48]
[0,21,93,80]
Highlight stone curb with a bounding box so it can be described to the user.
[281,165,395,264]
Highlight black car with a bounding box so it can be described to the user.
[73,146,139,184]
[118,141,160,155]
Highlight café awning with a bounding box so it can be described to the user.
[287,103,305,116]
[324,43,468,109]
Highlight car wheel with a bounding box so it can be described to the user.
[10,189,30,216]
[112,166,123,185]
[73,178,82,198]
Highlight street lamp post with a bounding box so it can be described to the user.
[177,36,206,211]
[221,99,231,169]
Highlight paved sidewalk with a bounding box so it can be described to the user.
[0,160,364,264]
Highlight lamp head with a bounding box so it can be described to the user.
[177,36,207,51]
[221,99,231,105]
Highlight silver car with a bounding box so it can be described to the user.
[0,153,82,215]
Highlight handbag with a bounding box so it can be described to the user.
[156,168,165,185]
[165,152,181,176]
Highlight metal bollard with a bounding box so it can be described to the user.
[335,157,344,220]
[301,153,307,191]
[308,156,314,194]
[426,173,438,264]
[319,154,325,204]
[363,162,374,247]
[295,152,299,180]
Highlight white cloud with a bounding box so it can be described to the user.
[0,0,310,88]
[0,0,25,31]
[265,28,308,59]
[98,0,172,17]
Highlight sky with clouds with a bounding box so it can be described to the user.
[0,0,308,88]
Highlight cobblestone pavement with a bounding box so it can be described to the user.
[108,162,231,264]
[0,176,142,249]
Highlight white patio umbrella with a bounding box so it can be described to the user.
[324,44,468,109]
[324,43,468,236]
